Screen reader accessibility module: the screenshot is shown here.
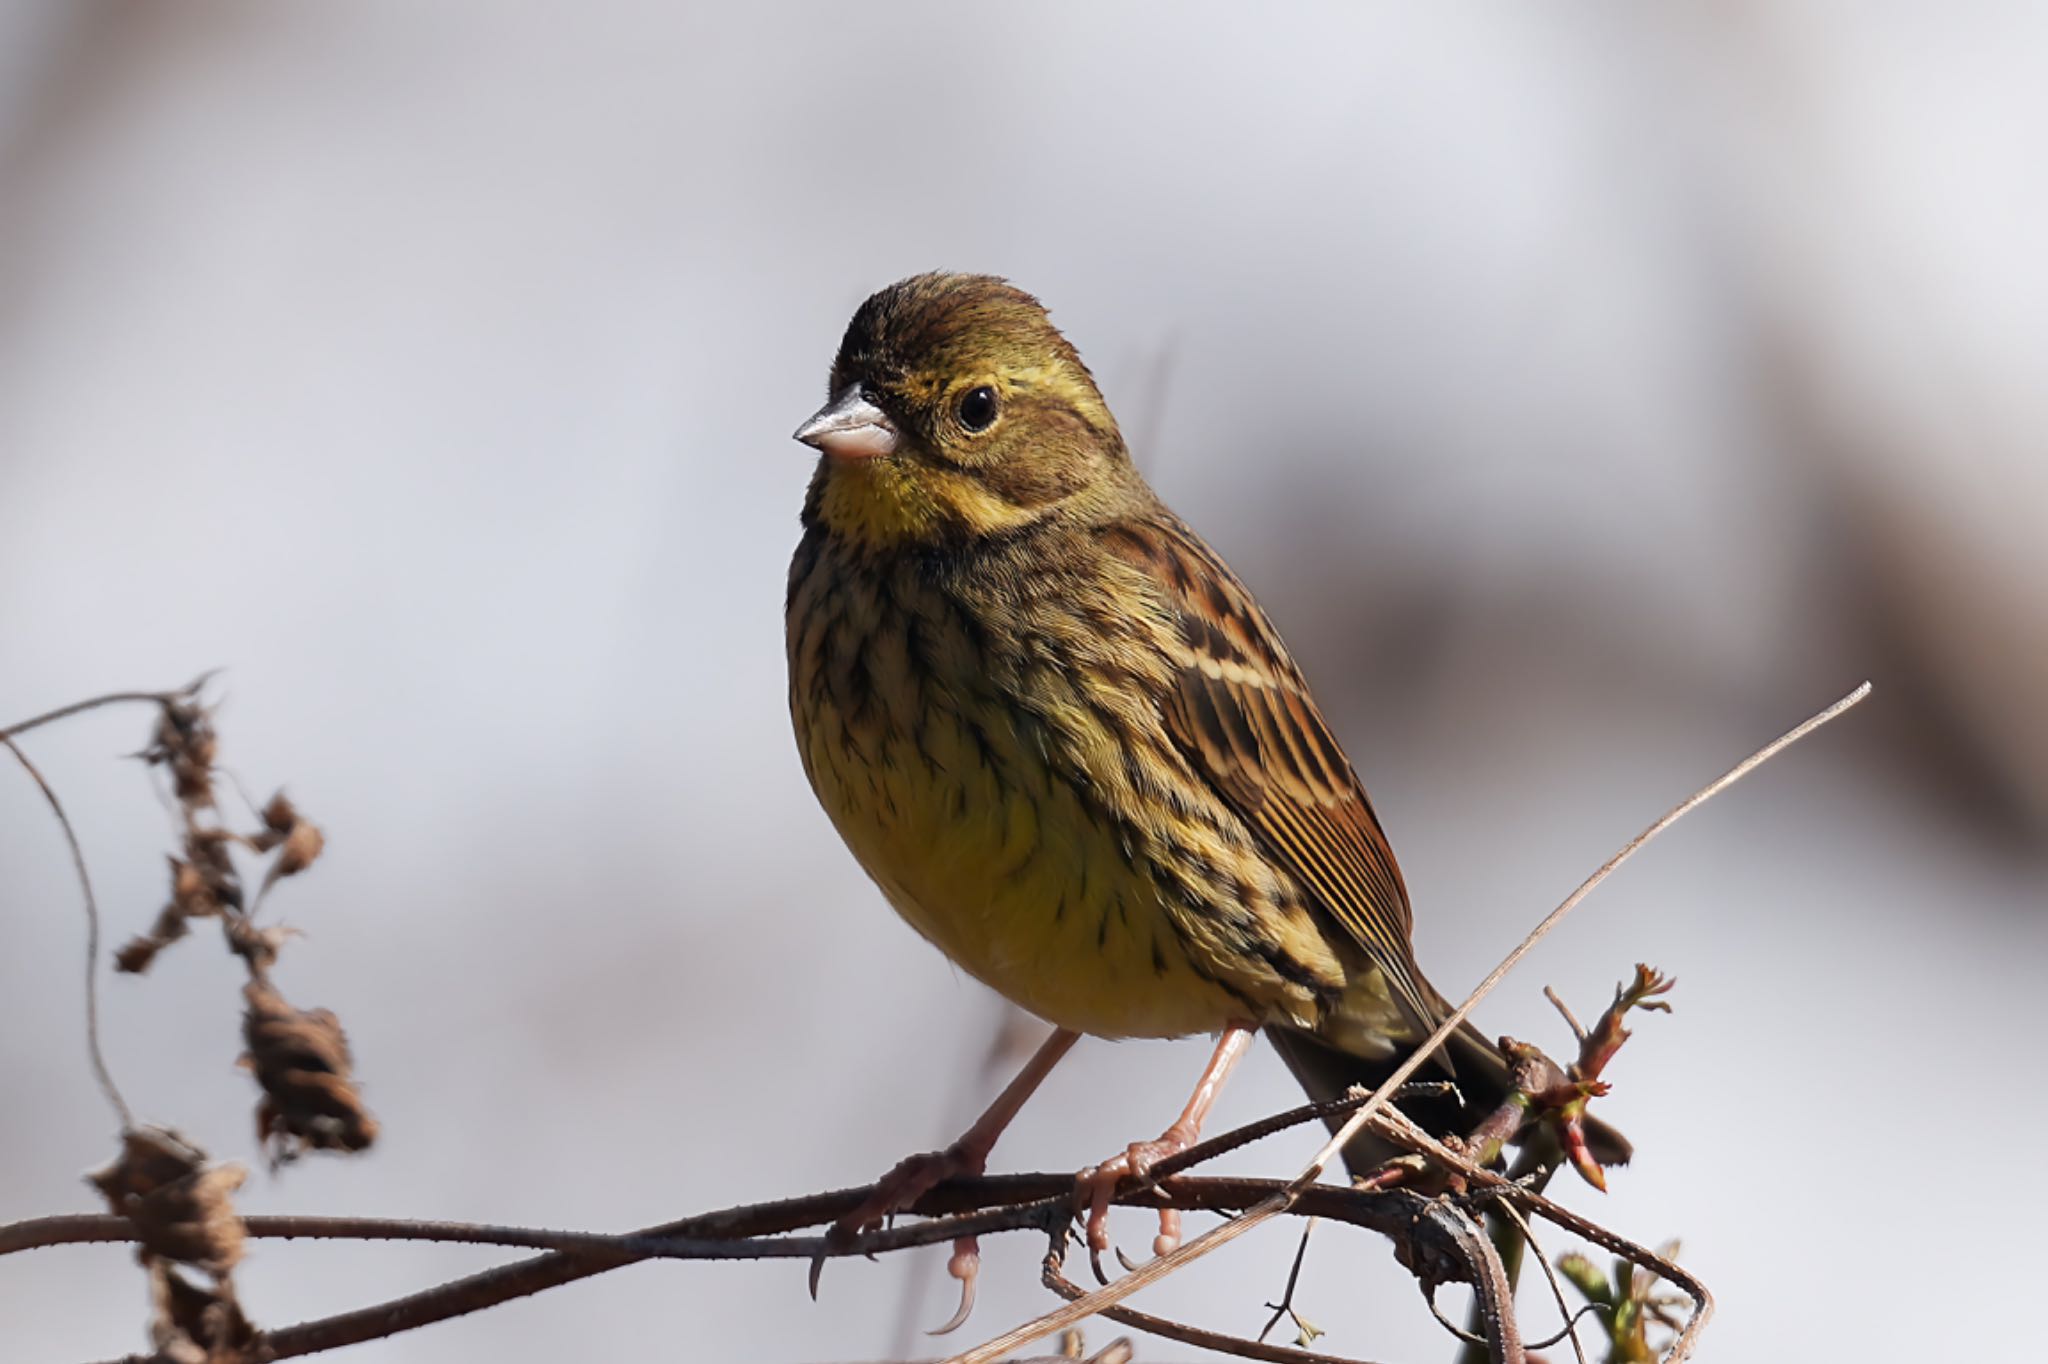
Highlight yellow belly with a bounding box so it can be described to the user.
[797,692,1247,1038]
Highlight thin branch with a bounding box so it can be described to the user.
[144,1091,1370,1359]
[1256,1216,1318,1345]
[945,681,1867,1364]
[5,1174,1440,1265]
[1148,1085,1459,1184]
[2,735,132,1127]
[9,1177,1485,1364]
[1044,1255,1387,1364]
[0,680,204,742]
[1427,1293,1605,1355]
[1496,1200,1585,1364]
[1543,987,1587,1046]
[1295,680,1872,1185]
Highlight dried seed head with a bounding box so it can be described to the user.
[115,903,192,974]
[185,829,244,914]
[274,819,324,880]
[117,838,247,974]
[223,919,300,974]
[149,1262,266,1364]
[87,1127,247,1274]
[240,980,378,1166]
[259,791,297,835]
[250,793,324,887]
[144,700,220,810]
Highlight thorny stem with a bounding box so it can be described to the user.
[7,1176,1492,1364]
[947,681,1867,1364]
[1,736,133,1128]
[3,1077,1354,1356]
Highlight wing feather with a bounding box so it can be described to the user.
[1112,513,1436,1029]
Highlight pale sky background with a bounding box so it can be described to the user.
[2,4,2045,1362]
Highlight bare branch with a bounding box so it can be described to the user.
[1543,986,1587,1045]
[4,1174,1498,1363]
[1256,1216,1319,1347]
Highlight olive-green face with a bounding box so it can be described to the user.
[826,273,1122,488]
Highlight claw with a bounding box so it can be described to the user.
[1088,1169,1116,1253]
[1111,1205,1180,1273]
[812,1148,957,1304]
[1153,1206,1182,1258]
[927,1236,980,1336]
[1076,1133,1188,1282]
[1067,1026,1254,1290]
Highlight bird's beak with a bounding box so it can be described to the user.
[793,387,899,461]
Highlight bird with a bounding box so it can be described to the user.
[785,272,1625,1331]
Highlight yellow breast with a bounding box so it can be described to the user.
[786,538,1328,1039]
[791,681,1240,1037]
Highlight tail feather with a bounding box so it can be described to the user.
[1269,1023,1631,1179]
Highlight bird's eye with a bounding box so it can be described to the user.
[957,386,999,432]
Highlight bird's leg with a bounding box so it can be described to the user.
[1077,1022,1256,1274]
[813,1025,1080,1334]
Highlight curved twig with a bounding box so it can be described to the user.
[2,735,132,1127]
[1496,1200,1586,1364]
[0,677,213,743]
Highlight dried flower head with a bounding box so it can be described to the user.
[142,698,220,809]
[250,792,324,891]
[87,1127,247,1274]
[149,1261,267,1364]
[241,979,378,1165]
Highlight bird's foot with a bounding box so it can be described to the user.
[1075,1122,1196,1282]
[811,1143,986,1335]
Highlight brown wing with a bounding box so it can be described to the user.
[1101,512,1438,1030]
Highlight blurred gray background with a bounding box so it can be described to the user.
[3,3,2043,1360]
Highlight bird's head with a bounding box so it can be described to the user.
[794,273,1130,550]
